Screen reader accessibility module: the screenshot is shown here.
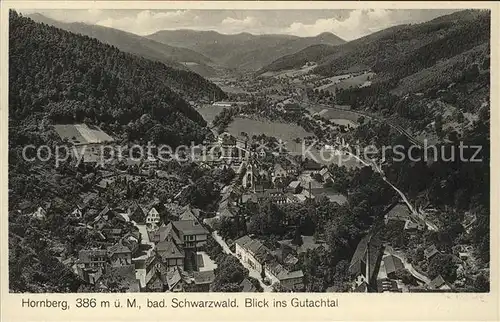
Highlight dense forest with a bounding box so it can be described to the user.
[261,9,490,79]
[9,11,226,146]
[7,10,227,292]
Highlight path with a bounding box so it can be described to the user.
[211,231,272,292]
[132,222,155,289]
[314,104,423,147]
[388,250,431,285]
[340,148,438,231]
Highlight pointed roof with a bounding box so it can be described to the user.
[148,207,159,216]
[172,220,208,236]
[166,266,183,290]
[107,242,132,256]
[149,222,182,245]
[349,234,382,281]
[156,239,184,259]
[179,205,200,221]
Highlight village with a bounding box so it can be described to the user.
[16,84,483,294]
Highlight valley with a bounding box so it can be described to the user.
[8,8,490,295]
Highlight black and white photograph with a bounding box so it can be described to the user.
[7,6,491,295]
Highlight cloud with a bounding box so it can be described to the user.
[95,10,198,35]
[283,9,447,40]
[21,9,461,38]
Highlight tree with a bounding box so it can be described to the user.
[291,226,303,247]
[394,268,418,286]
[427,254,457,282]
[473,272,489,292]
[212,255,249,292]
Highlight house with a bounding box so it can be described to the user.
[302,158,323,172]
[218,132,237,147]
[165,266,186,292]
[156,239,185,268]
[377,278,401,293]
[191,270,215,292]
[172,220,209,249]
[384,203,411,224]
[213,101,234,107]
[240,278,258,292]
[148,222,182,245]
[121,232,140,255]
[234,236,270,273]
[429,275,452,291]
[78,249,108,269]
[106,264,140,292]
[272,164,288,183]
[29,206,47,220]
[107,242,132,267]
[404,220,425,232]
[145,256,186,293]
[128,202,146,224]
[287,181,302,194]
[424,245,440,261]
[146,207,161,226]
[179,205,201,222]
[77,249,108,284]
[265,260,304,291]
[218,200,237,218]
[319,167,332,182]
[93,206,113,230]
[349,234,383,292]
[242,189,289,205]
[145,255,168,292]
[382,255,404,279]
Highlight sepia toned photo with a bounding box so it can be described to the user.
[7,6,491,298]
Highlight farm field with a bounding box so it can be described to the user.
[314,72,375,93]
[197,105,227,124]
[226,117,313,154]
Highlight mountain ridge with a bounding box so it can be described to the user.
[147,29,345,70]
[27,13,219,77]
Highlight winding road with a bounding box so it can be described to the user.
[211,231,272,292]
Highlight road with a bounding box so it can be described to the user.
[314,104,423,147]
[211,231,272,292]
[338,148,438,231]
[387,249,431,285]
[132,222,156,289]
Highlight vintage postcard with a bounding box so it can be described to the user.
[0,1,498,321]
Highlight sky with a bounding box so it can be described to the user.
[21,9,461,41]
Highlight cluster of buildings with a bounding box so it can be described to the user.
[348,202,476,293]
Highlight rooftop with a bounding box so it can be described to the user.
[193,270,215,285]
[157,239,184,259]
[173,220,208,236]
[385,203,412,221]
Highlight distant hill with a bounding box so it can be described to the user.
[147,29,345,70]
[258,44,339,73]
[28,13,218,77]
[10,11,226,146]
[260,9,490,85]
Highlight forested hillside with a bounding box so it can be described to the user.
[28,13,219,77]
[10,11,226,145]
[261,9,490,80]
[8,10,226,292]
[148,29,345,71]
[258,44,339,73]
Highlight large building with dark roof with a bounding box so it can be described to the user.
[349,234,384,292]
